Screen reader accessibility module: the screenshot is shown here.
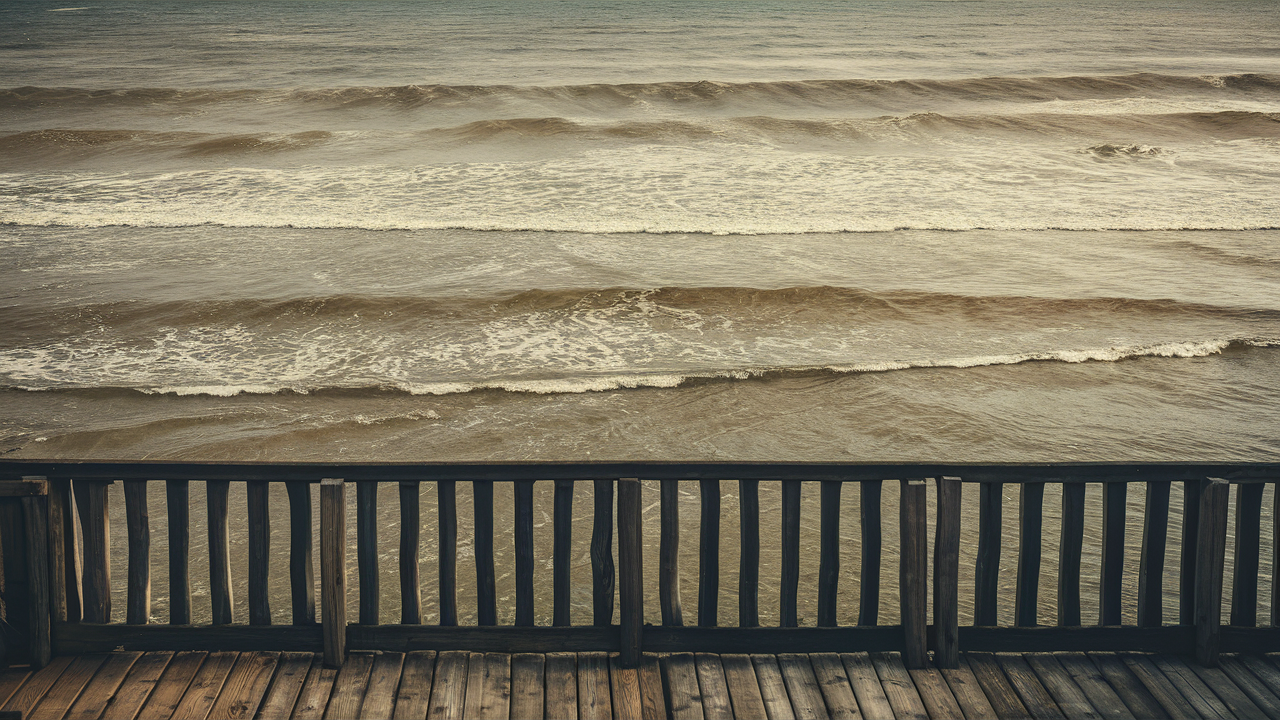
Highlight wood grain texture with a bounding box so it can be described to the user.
[392,651,438,720]
[698,479,721,628]
[860,480,883,628]
[437,480,457,627]
[425,651,469,720]
[934,476,961,668]
[779,653,828,720]
[592,479,616,628]
[64,651,142,720]
[618,478,643,667]
[975,482,1003,627]
[321,651,373,720]
[358,652,405,720]
[473,481,497,627]
[694,653,733,720]
[167,650,237,720]
[1137,482,1170,629]
[609,652,644,720]
[660,479,684,627]
[1,656,73,718]
[554,480,574,627]
[1083,652,1168,720]
[509,653,544,720]
[255,652,314,720]
[753,654,797,720]
[51,478,81,624]
[940,660,999,720]
[841,652,895,720]
[1179,479,1204,626]
[247,481,271,627]
[578,652,611,720]
[906,667,964,720]
[638,654,667,720]
[27,653,106,720]
[207,651,279,720]
[963,652,1032,720]
[320,479,346,668]
[899,480,928,668]
[662,653,704,720]
[1194,480,1229,667]
[1184,662,1269,720]
[720,654,768,720]
[1100,482,1127,627]
[515,481,536,627]
[286,481,316,627]
[818,481,843,628]
[739,480,760,628]
[780,480,802,629]
[207,480,234,626]
[810,652,862,720]
[1015,483,1044,628]
[124,480,152,627]
[399,481,422,625]
[1231,481,1264,627]
[101,651,174,720]
[77,481,112,624]
[1053,653,1135,720]
[1058,483,1086,628]
[1151,654,1232,720]
[1222,655,1280,720]
[544,653,579,720]
[289,660,338,720]
[357,481,380,626]
[996,652,1066,720]
[869,652,928,720]
[1023,652,1103,720]
[23,493,52,667]
[1116,653,1198,720]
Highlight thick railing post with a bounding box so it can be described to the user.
[45,477,73,625]
[123,479,151,625]
[21,477,51,667]
[321,478,347,667]
[974,481,1001,626]
[1015,482,1044,627]
[207,479,233,625]
[1194,479,1229,667]
[1231,481,1263,627]
[618,478,643,667]
[357,481,380,626]
[900,478,927,669]
[286,481,316,625]
[1137,480,1171,627]
[660,479,683,626]
[934,476,960,668]
[76,479,112,624]
[1058,482,1085,626]
[591,478,616,627]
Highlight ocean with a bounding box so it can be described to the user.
[1,0,1278,626]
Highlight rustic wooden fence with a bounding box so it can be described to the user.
[1,462,1277,672]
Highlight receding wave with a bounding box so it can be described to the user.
[4,72,1278,111]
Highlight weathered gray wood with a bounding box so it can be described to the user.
[509,653,544,720]
[661,479,684,627]
[400,481,422,625]
[900,479,928,669]
[320,478,346,667]
[1241,655,1280,711]
[291,658,339,720]
[965,652,1033,720]
[392,650,438,720]
[1217,656,1280,720]
[818,481,842,628]
[515,480,535,627]
[694,653,733,720]
[720,654,768,720]
[22,491,52,667]
[752,654,796,720]
[1195,479,1229,667]
[940,660,1000,720]
[166,649,237,720]
[324,651,374,720]
[1085,652,1169,720]
[1231,481,1264,627]
[577,652,609,720]
[208,479,234,625]
[934,476,961,668]
[842,652,895,720]
[286,481,316,626]
[360,651,404,720]
[907,666,964,720]
[543,652,578,720]
[739,480,760,628]
[554,479,574,627]
[438,479,457,626]
[870,652,929,720]
[698,479,720,627]
[663,653,704,720]
[1152,654,1233,719]
[976,481,1003,627]
[167,481,192,627]
[997,652,1067,720]
[591,479,615,627]
[208,650,279,720]
[473,480,496,626]
[860,479,883,627]
[781,480,802,628]
[1101,482,1127,627]
[357,481,380,626]
[639,653,668,720]
[256,651,313,720]
[52,478,82,623]
[610,653,644,720]
[1059,482,1086,627]
[619,478,643,668]
[1186,659,1270,720]
[76,480,112,624]
[810,652,862,720]
[427,650,469,720]
[247,480,271,626]
[1180,479,1204,625]
[1026,652,1109,720]
[1138,481,1171,628]
[778,653,827,720]
[1016,482,1045,628]
[43,479,69,625]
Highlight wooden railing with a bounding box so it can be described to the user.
[1,462,1277,672]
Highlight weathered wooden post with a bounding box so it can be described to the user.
[1015,482,1044,627]
[357,481,380,626]
[934,476,961,668]
[591,478,616,627]
[1194,479,1229,666]
[900,478,927,668]
[321,478,347,667]
[619,478,643,667]
[75,479,112,624]
[286,480,315,625]
[167,480,191,625]
[1137,480,1171,628]
[974,481,1001,626]
[660,479,683,626]
[21,477,51,667]
[123,479,151,625]
[1058,481,1085,626]
[207,479,233,625]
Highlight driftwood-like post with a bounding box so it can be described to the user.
[618,478,643,667]
[698,479,720,627]
[974,481,1002,626]
[1194,479,1229,667]
[247,480,270,626]
[934,477,961,668]
[123,480,151,625]
[76,479,112,624]
[817,480,841,628]
[207,479,233,625]
[46,478,73,625]
[859,480,882,626]
[167,480,191,625]
[321,478,347,667]
[553,479,574,626]
[286,481,316,625]
[591,479,615,627]
[1058,482,1085,626]
[357,481,380,626]
[1100,481,1127,626]
[660,479,683,626]
[1137,480,1171,628]
[900,479,927,669]
[1015,483,1044,628]
[399,481,422,625]
[738,479,760,627]
[1231,481,1264,627]
[21,477,51,667]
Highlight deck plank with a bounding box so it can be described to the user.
[392,651,438,720]
[168,650,238,720]
[870,652,928,720]
[321,651,374,720]
[609,653,643,720]
[1151,655,1234,720]
[1025,653,1103,720]
[289,661,337,720]
[637,653,667,720]
[995,653,1066,720]
[1116,654,1200,720]
[810,653,861,720]
[28,653,107,720]
[1053,653,1133,720]
[510,653,544,720]
[1084,653,1168,720]
[752,655,796,720]
[663,653,705,720]
[0,669,32,711]
[1251,657,1280,698]
[720,654,768,720]
[779,653,829,720]
[463,653,486,720]
[358,652,405,720]
[841,653,895,720]
[207,651,279,720]
[965,653,1032,720]
[694,654,734,720]
[136,651,208,720]
[101,652,174,720]
[1219,657,1280,720]
[426,651,470,720]
[544,652,579,720]
[906,666,963,720]
[478,653,512,720]
[65,651,143,720]
[1186,663,1269,720]
[578,652,611,720]
[256,652,314,720]
[940,660,998,720]
[1,655,74,717]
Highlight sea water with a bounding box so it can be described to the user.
[1,0,1278,626]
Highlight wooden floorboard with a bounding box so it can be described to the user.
[4,648,1270,720]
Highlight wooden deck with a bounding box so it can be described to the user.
[4,650,1280,720]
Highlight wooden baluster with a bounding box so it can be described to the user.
[167,480,191,625]
[1100,481,1127,626]
[76,480,112,623]
[1195,479,1229,667]
[553,479,574,626]
[357,481,379,626]
[859,480,882,626]
[46,478,75,624]
[1138,480,1171,628]
[1015,482,1043,627]
[934,477,961,668]
[817,481,841,628]
[738,479,760,627]
[780,479,801,628]
[474,480,497,626]
[1274,482,1280,627]
[21,477,51,667]
[438,480,457,626]
[400,481,422,625]
[619,478,643,667]
[515,480,535,626]
[900,478,927,669]
[1231,481,1264,627]
[592,479,615,626]
[698,479,720,627]
[974,481,1002,626]
[208,479,233,625]
[286,481,316,625]
[1180,478,1205,625]
[320,478,346,667]
[247,480,270,626]
[1058,482,1085,626]
[124,480,151,625]
[660,479,683,626]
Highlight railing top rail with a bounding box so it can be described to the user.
[1,459,1277,482]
